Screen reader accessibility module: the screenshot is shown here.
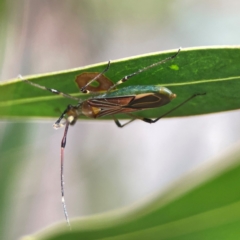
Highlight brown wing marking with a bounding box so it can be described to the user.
[89,96,135,107]
[128,93,170,109]
[87,96,136,117]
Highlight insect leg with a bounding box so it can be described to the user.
[112,115,136,128]
[143,93,206,123]
[80,61,111,93]
[107,48,181,92]
[116,93,206,127]
[53,106,70,129]
[18,75,80,101]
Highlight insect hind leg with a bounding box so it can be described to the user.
[117,93,206,126]
[112,115,136,128]
[147,92,206,123]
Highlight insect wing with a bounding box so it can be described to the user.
[128,93,171,109]
[87,96,136,117]
[87,92,168,118]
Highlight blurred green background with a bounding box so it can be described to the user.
[0,1,240,239]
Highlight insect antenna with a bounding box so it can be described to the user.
[107,48,181,92]
[60,120,71,229]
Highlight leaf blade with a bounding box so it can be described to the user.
[1,46,240,119]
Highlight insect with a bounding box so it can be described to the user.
[20,48,205,228]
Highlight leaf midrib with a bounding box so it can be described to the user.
[1,75,239,108]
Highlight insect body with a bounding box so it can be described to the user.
[60,83,176,128]
[20,48,205,228]
[86,85,176,117]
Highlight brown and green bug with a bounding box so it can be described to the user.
[20,48,205,227]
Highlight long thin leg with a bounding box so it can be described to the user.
[107,48,181,92]
[112,115,136,128]
[113,93,206,128]
[18,75,80,101]
[142,93,206,123]
[61,121,71,229]
[53,105,72,129]
[80,61,111,93]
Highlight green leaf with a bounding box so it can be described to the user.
[1,46,240,120]
[22,142,240,240]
